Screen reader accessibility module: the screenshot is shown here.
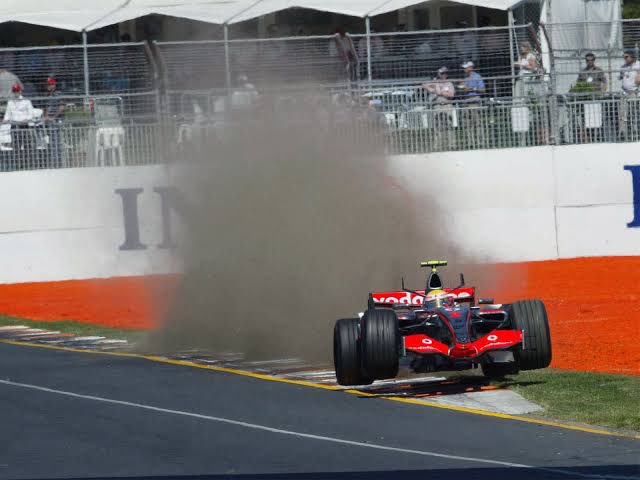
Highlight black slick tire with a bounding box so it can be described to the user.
[510,299,552,370]
[333,318,373,386]
[361,308,400,380]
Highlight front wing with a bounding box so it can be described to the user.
[404,330,523,359]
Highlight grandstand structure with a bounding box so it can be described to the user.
[0,1,636,169]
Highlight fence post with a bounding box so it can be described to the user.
[82,30,90,97]
[365,16,372,84]
[224,23,232,98]
[507,10,517,99]
[539,22,558,145]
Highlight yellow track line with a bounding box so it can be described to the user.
[1,339,638,440]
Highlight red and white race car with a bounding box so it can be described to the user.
[333,260,552,385]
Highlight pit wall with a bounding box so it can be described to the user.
[0,144,638,374]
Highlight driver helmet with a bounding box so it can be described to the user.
[425,289,449,308]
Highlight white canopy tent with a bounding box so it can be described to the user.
[0,0,527,31]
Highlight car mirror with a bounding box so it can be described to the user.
[478,298,494,305]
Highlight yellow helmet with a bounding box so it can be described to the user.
[426,289,448,307]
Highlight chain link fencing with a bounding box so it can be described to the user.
[0,21,638,171]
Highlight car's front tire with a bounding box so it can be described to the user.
[333,318,373,386]
[510,299,552,370]
[361,308,400,380]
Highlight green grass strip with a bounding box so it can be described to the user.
[497,369,640,432]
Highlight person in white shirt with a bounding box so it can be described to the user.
[515,41,542,97]
[3,83,35,125]
[424,66,455,104]
[620,50,640,95]
[619,50,640,138]
[423,67,456,150]
[3,83,36,166]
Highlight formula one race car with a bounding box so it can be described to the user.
[333,260,552,385]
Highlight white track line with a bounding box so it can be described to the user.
[0,379,634,479]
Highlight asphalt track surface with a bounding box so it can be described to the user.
[0,342,638,480]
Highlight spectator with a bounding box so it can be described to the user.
[424,66,456,150]
[455,21,477,65]
[44,77,65,167]
[577,52,607,93]
[619,50,640,139]
[620,50,640,96]
[459,61,486,148]
[424,66,455,103]
[364,99,388,133]
[3,83,36,124]
[3,83,37,166]
[515,41,542,97]
[414,39,433,56]
[331,28,358,82]
[230,73,259,109]
[460,61,485,99]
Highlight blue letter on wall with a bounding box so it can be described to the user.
[625,165,640,228]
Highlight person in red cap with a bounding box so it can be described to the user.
[44,76,65,167]
[3,82,36,167]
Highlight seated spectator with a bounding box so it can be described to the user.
[3,83,38,165]
[3,83,35,125]
[577,53,607,93]
[620,50,640,96]
[423,66,455,103]
[460,61,485,100]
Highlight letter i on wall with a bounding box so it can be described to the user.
[625,166,640,228]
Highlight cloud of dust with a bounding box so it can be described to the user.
[147,90,505,361]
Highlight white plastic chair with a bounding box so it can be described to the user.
[95,126,125,166]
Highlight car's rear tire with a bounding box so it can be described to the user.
[361,308,400,380]
[333,318,373,386]
[510,299,552,370]
[481,361,519,379]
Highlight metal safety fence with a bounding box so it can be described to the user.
[2,92,640,172]
[153,24,535,98]
[0,20,637,171]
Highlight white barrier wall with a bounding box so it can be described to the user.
[0,143,638,284]
[0,165,176,284]
[391,143,640,262]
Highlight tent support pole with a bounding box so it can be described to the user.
[224,23,232,98]
[507,9,516,97]
[366,16,372,84]
[82,30,90,98]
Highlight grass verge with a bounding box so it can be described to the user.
[496,369,640,432]
[0,315,146,344]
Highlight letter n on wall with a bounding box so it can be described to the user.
[624,165,640,228]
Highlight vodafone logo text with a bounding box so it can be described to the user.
[373,291,472,305]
